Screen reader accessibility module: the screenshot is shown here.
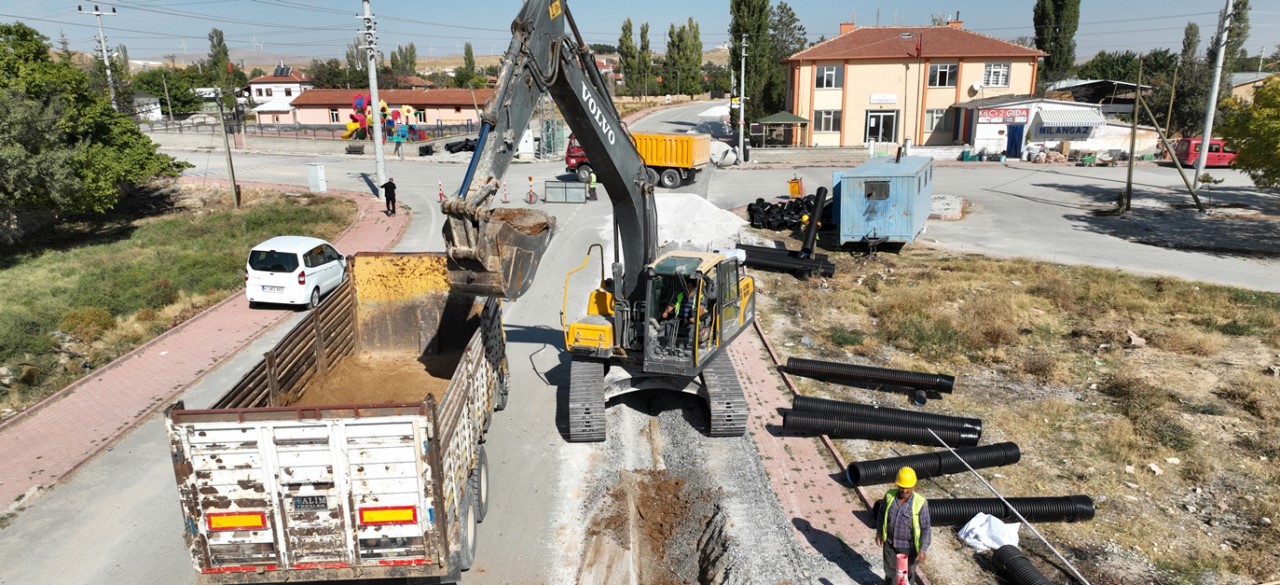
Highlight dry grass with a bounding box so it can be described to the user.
[755,238,1280,583]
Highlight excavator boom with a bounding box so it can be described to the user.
[442,0,654,301]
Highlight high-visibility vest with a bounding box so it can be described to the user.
[880,490,927,552]
[589,172,597,189]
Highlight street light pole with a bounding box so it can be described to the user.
[738,33,746,164]
[360,0,388,192]
[1193,0,1233,191]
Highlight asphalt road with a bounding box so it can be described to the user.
[2,106,1277,585]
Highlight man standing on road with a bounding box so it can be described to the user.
[588,170,598,201]
[875,466,930,584]
[381,177,397,216]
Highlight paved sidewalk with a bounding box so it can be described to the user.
[0,181,407,509]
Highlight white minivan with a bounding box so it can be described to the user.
[245,236,346,308]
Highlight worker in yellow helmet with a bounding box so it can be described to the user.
[874,466,931,584]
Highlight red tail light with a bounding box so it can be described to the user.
[298,271,306,285]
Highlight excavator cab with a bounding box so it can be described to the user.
[642,251,750,376]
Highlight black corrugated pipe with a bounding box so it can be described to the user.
[785,357,955,393]
[844,442,1019,486]
[742,254,836,278]
[781,409,980,447]
[992,545,1054,585]
[799,187,829,259]
[793,395,981,433]
[927,496,1096,526]
[736,243,830,263]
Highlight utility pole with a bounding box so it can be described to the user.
[360,0,388,192]
[1194,0,1233,191]
[737,33,746,164]
[161,70,175,124]
[214,89,240,208]
[79,5,118,111]
[1123,58,1143,212]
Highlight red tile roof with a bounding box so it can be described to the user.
[788,26,1045,61]
[289,88,495,108]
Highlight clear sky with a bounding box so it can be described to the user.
[2,0,1277,66]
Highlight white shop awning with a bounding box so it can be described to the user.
[1036,108,1105,127]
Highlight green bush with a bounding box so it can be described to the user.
[828,326,865,347]
[58,307,115,341]
[0,309,55,361]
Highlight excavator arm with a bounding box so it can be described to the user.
[443,0,656,301]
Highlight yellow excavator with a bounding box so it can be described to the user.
[442,0,756,441]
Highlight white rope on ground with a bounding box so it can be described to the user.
[926,428,1092,585]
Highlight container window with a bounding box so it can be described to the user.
[249,250,299,273]
[865,181,890,200]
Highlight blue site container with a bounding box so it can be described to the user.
[832,156,934,246]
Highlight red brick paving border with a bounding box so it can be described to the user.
[0,180,407,509]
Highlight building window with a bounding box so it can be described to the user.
[928,64,958,88]
[328,108,339,123]
[255,88,263,97]
[984,63,1010,87]
[815,65,843,89]
[815,110,842,132]
[415,110,426,123]
[285,88,293,96]
[265,88,273,97]
[455,106,462,113]
[926,109,951,132]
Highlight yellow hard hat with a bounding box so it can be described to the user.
[895,466,918,489]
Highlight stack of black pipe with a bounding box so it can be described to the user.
[746,193,831,232]
[992,545,1055,585]
[845,442,1019,486]
[785,358,955,394]
[928,496,1096,526]
[737,244,835,278]
[781,394,981,447]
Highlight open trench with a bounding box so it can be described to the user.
[574,388,843,585]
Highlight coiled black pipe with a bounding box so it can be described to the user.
[793,395,981,433]
[927,496,1096,526]
[800,187,829,259]
[785,357,955,393]
[992,545,1054,585]
[844,442,1020,486]
[781,410,980,447]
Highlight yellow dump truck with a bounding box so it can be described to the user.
[164,252,507,584]
[566,131,711,189]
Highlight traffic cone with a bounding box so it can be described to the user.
[895,553,909,585]
[438,181,444,202]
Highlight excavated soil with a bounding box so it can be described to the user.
[287,352,461,406]
[489,208,553,234]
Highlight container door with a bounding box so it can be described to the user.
[182,424,282,570]
[1005,125,1024,158]
[861,179,894,241]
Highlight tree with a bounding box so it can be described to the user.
[1033,0,1081,86]
[589,43,617,55]
[249,67,266,78]
[730,0,776,120]
[1218,76,1280,188]
[1206,0,1250,101]
[1170,22,1211,136]
[702,62,730,94]
[617,19,638,95]
[662,18,703,97]
[638,23,653,97]
[455,42,477,88]
[57,31,72,63]
[0,23,187,214]
[133,67,203,116]
[768,2,807,113]
[390,43,417,77]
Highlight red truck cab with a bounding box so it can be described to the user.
[565,134,593,182]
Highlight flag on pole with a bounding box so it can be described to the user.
[915,34,923,58]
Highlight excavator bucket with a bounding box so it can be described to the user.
[448,208,555,300]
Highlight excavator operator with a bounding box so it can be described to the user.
[661,276,709,349]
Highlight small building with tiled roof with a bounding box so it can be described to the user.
[288,88,495,127]
[1230,72,1275,103]
[784,18,1046,148]
[248,63,314,101]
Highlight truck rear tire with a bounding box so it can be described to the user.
[457,491,477,572]
[659,168,681,189]
[646,167,659,186]
[576,164,593,183]
[472,446,490,523]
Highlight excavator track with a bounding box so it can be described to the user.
[568,357,606,442]
[701,355,748,437]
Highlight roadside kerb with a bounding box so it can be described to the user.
[0,181,407,509]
